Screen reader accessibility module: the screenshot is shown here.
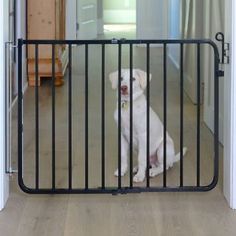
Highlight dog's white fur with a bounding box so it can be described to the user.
[109,69,187,183]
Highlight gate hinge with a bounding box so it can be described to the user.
[215,32,230,64]
[5,41,17,48]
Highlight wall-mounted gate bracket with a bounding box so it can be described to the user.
[5,41,18,175]
[6,168,18,175]
[5,41,17,48]
[215,32,230,64]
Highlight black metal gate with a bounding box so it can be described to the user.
[18,37,222,194]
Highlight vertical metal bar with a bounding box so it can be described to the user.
[214,47,219,186]
[146,43,150,187]
[25,0,29,76]
[68,44,72,189]
[180,43,184,187]
[197,44,201,187]
[85,44,89,189]
[118,43,122,189]
[52,44,56,190]
[101,44,105,189]
[163,43,167,188]
[9,42,12,173]
[18,39,23,187]
[129,43,133,188]
[9,43,13,173]
[35,44,39,189]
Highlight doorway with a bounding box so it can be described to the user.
[103,0,136,39]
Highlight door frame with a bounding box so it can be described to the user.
[0,0,10,211]
[223,0,236,209]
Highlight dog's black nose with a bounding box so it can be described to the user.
[121,85,128,93]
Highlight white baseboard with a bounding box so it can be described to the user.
[11,82,28,110]
[204,106,224,145]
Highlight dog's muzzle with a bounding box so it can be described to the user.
[121,85,128,95]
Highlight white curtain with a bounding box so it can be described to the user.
[180,0,204,103]
[202,0,225,143]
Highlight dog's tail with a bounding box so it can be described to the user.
[174,147,188,163]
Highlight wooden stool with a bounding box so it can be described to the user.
[28,75,64,87]
[28,57,67,87]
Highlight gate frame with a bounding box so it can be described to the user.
[18,38,221,194]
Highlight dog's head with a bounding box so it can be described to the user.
[109,69,152,100]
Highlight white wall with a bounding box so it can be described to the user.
[137,0,168,39]
[0,0,27,211]
[0,0,10,211]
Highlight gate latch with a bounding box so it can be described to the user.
[111,38,127,44]
[215,32,230,64]
[217,70,225,77]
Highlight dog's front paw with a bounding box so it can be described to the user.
[133,171,145,183]
[149,168,158,177]
[114,168,127,177]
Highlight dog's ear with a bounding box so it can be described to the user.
[109,71,118,90]
[135,69,152,90]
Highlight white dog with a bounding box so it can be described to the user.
[109,69,187,183]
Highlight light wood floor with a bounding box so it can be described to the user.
[0,31,235,236]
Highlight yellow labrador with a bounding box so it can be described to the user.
[109,69,187,182]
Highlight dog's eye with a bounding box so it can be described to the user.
[132,77,136,81]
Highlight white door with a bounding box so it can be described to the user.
[136,0,168,39]
[66,0,77,40]
[76,0,98,39]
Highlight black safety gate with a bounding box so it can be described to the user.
[18,36,222,194]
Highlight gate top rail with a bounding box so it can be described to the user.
[19,38,220,60]
[20,38,217,46]
[20,38,217,44]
